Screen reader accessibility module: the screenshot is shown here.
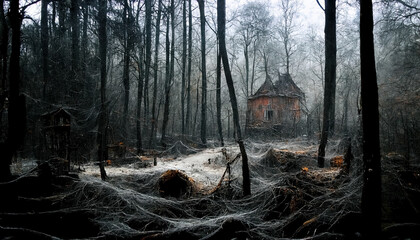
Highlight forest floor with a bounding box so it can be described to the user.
[1,139,420,239]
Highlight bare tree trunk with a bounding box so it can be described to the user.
[244,44,249,98]
[161,6,171,146]
[198,0,207,145]
[0,0,8,145]
[1,0,24,181]
[70,0,80,74]
[0,0,7,93]
[81,0,91,105]
[317,0,336,168]
[97,0,108,180]
[181,0,187,136]
[185,0,192,135]
[251,41,257,95]
[144,0,152,135]
[136,9,144,154]
[149,0,162,147]
[170,0,175,132]
[56,0,67,102]
[216,50,224,146]
[227,109,230,139]
[217,0,251,196]
[360,0,381,237]
[193,79,199,137]
[122,0,133,142]
[41,0,49,100]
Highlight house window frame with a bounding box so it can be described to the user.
[264,104,274,121]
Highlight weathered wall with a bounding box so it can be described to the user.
[246,96,301,129]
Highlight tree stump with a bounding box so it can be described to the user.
[158,170,195,198]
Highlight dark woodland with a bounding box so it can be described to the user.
[0,0,419,239]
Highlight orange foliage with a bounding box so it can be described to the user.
[330,155,344,168]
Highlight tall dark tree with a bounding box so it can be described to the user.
[0,0,8,145]
[70,0,80,74]
[122,0,134,142]
[81,0,94,108]
[0,0,25,181]
[97,0,108,180]
[53,0,68,102]
[0,0,7,92]
[317,0,336,168]
[217,0,251,196]
[181,0,187,135]
[360,0,381,237]
[170,0,175,136]
[198,0,207,145]
[149,0,162,147]
[41,0,49,100]
[144,0,152,130]
[185,0,192,134]
[136,3,144,154]
[161,3,172,145]
[81,0,88,83]
[216,49,224,146]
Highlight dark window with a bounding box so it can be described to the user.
[265,109,273,121]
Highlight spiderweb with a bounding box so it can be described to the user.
[66,139,362,239]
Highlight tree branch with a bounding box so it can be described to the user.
[21,0,42,12]
[316,0,325,12]
[395,0,420,11]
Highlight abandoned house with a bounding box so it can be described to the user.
[246,73,305,137]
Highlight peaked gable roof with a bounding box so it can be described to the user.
[249,72,304,99]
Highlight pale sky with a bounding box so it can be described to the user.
[24,0,326,31]
[226,0,325,32]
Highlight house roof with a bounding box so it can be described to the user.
[41,108,71,119]
[249,73,304,100]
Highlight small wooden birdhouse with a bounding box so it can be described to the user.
[40,108,71,174]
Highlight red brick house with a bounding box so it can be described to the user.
[246,73,304,136]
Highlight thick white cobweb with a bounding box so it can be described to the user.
[68,139,362,239]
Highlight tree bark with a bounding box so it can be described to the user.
[0,0,7,92]
[41,0,49,100]
[0,0,8,144]
[1,0,24,181]
[217,0,251,196]
[198,0,207,145]
[170,0,175,135]
[144,0,152,132]
[193,79,199,137]
[136,12,144,154]
[122,0,134,143]
[56,0,67,102]
[185,0,193,135]
[317,0,336,168]
[360,0,381,238]
[161,6,171,146]
[244,43,249,98]
[216,50,224,146]
[149,0,162,147]
[181,0,187,136]
[70,0,80,74]
[97,0,108,180]
[251,41,257,95]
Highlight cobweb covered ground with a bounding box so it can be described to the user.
[3,139,419,239]
[71,139,363,239]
